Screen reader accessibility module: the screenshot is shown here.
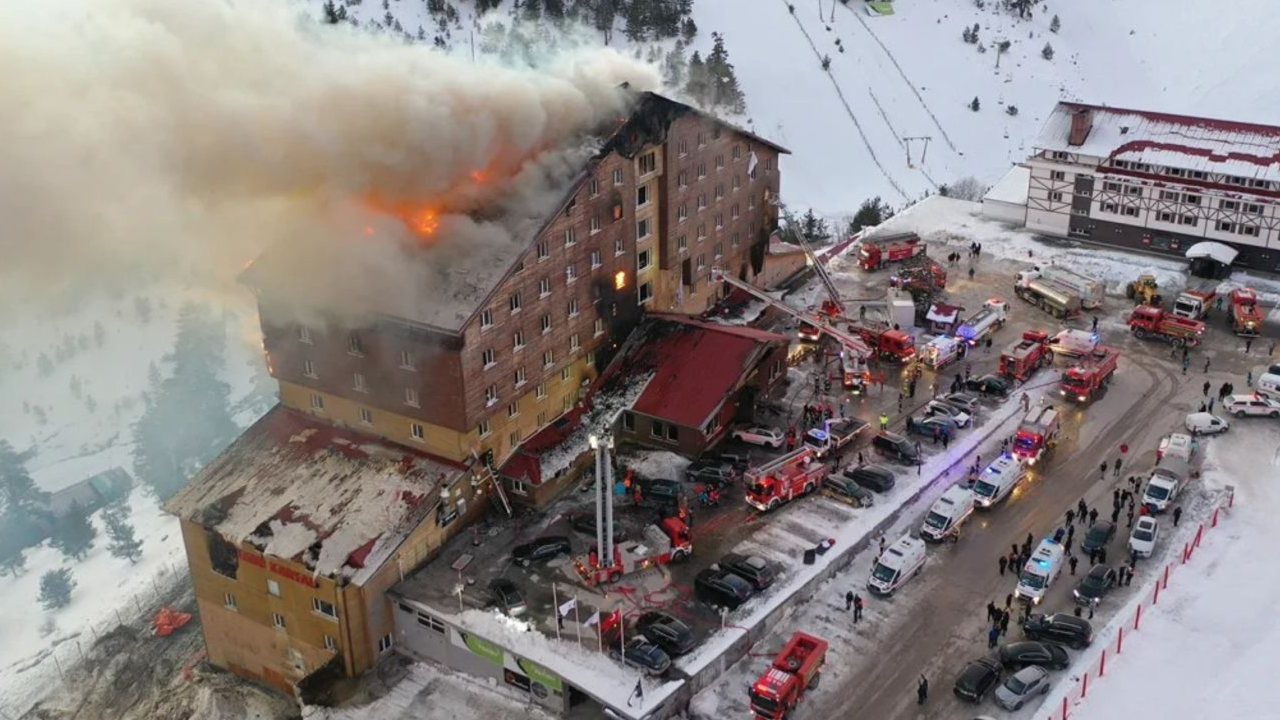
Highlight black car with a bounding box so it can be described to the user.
[871,432,921,464]
[694,567,756,610]
[719,553,776,590]
[685,460,739,488]
[568,514,629,542]
[1022,613,1093,649]
[905,415,958,439]
[1080,521,1116,554]
[616,638,671,676]
[822,474,875,507]
[843,464,898,492]
[488,578,527,617]
[953,658,1003,702]
[633,478,686,509]
[965,374,1011,397]
[702,450,750,470]
[635,611,696,656]
[1073,564,1117,606]
[998,641,1070,671]
[511,536,572,567]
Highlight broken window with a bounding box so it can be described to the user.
[207,531,240,580]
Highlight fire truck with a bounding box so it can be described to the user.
[1229,288,1263,337]
[998,330,1052,382]
[575,517,692,586]
[748,632,828,720]
[889,255,947,294]
[745,448,829,511]
[1060,346,1119,402]
[1012,406,1060,466]
[841,353,871,394]
[1128,306,1205,347]
[851,323,917,364]
[858,232,926,271]
[957,298,1009,346]
[1172,288,1216,320]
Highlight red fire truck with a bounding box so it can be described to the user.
[889,255,948,294]
[851,323,917,363]
[998,330,1052,381]
[1012,406,1060,466]
[858,232,926,271]
[1128,306,1205,347]
[745,448,829,512]
[574,517,692,586]
[748,632,828,720]
[1060,346,1119,403]
[1229,288,1263,337]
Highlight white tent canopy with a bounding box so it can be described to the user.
[1185,241,1238,265]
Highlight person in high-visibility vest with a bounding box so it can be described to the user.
[879,412,889,431]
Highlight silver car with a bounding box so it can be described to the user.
[993,665,1051,710]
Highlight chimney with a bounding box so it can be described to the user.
[1068,108,1093,147]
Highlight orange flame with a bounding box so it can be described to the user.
[409,208,440,236]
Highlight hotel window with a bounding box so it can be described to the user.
[566,263,578,283]
[697,193,707,211]
[764,158,773,171]
[1241,225,1259,237]
[562,395,573,412]
[564,228,577,246]
[514,367,527,386]
[650,420,665,439]
[678,171,688,188]
[312,598,338,619]
[1050,192,1064,202]
[1159,190,1178,201]
[1124,186,1142,197]
[513,330,526,351]
[404,387,420,407]
[589,177,599,196]
[697,224,707,240]
[733,144,743,160]
[540,314,552,334]
[639,151,657,175]
[639,281,653,304]
[748,194,755,209]
[298,325,313,344]
[324,635,338,652]
[303,359,317,379]
[268,579,281,597]
[1182,194,1201,205]
[509,293,522,313]
[224,593,237,611]
[1103,182,1122,193]
[310,394,325,411]
[1122,206,1139,217]
[478,420,491,437]
[637,218,652,239]
[1166,167,1186,177]
[378,635,394,654]
[589,250,601,269]
[638,249,652,271]
[485,385,498,405]
[537,411,547,426]
[359,407,373,425]
[615,237,625,256]
[731,231,740,247]
[567,297,579,317]
[272,613,286,631]
[622,411,635,431]
[677,204,688,221]
[482,348,495,368]
[348,334,364,356]
[1189,170,1207,180]
[539,277,551,297]
[570,334,581,352]
[1246,203,1263,215]
[1216,220,1235,232]
[1051,151,1069,160]
[536,383,547,399]
[1051,170,1066,181]
[1113,160,1130,169]
[1180,215,1198,226]
[1220,200,1239,211]
[536,241,549,260]
[353,373,367,393]
[543,350,555,368]
[732,175,741,191]
[714,243,723,259]
[697,132,705,147]
[511,479,529,496]
[480,309,493,330]
[410,422,425,441]
[1227,176,1248,186]
[678,139,689,156]
[697,162,707,179]
[715,154,725,170]
[697,254,706,271]
[585,351,595,368]
[715,183,724,200]
[1158,211,1175,223]
[1101,203,1118,214]
[399,349,415,369]
[565,199,576,215]
[677,235,688,252]
[613,168,624,185]
[594,318,605,336]
[590,215,601,234]
[1250,179,1270,189]
[560,367,572,382]
[715,213,724,230]
[507,401,520,419]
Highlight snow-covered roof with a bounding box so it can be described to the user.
[983,165,1030,205]
[1185,241,1238,265]
[1034,102,1280,182]
[164,406,465,584]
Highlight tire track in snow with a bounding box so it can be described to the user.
[777,0,909,201]
[843,5,961,155]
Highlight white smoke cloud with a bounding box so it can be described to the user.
[0,0,659,309]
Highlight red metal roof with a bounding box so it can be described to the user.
[629,316,787,428]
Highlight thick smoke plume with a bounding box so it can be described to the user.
[0,0,659,309]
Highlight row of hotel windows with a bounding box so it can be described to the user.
[1111,159,1273,190]
[1101,182,1267,214]
[220,586,341,651]
[1096,203,1262,235]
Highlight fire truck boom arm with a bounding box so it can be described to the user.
[712,269,872,358]
[793,234,845,315]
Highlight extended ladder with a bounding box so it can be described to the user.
[472,452,513,518]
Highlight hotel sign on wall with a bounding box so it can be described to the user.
[237,548,319,588]
[449,627,563,696]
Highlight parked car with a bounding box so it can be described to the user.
[685,460,739,488]
[953,658,1003,702]
[1223,394,1280,418]
[1022,613,1093,649]
[906,415,959,439]
[732,425,785,448]
[997,641,1070,671]
[633,477,686,509]
[965,374,1012,397]
[925,399,972,427]
[823,474,875,507]
[568,513,629,542]
[1184,412,1229,436]
[512,536,571,567]
[871,432,921,464]
[1080,521,1116,554]
[1072,564,1117,606]
[942,392,981,413]
[1129,516,1159,558]
[994,666,1052,711]
[719,553,776,590]
[635,611,696,656]
[701,450,750,470]
[694,567,756,610]
[616,638,671,676]
[843,464,897,493]
[488,578,526,616]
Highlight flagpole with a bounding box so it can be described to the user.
[552,582,561,641]
[574,595,582,648]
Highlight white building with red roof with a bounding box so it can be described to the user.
[1021,101,1280,273]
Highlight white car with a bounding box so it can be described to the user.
[731,425,785,448]
[924,400,972,428]
[1184,412,1229,435]
[1223,394,1280,419]
[1129,516,1159,558]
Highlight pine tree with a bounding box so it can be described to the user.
[51,502,97,561]
[0,531,26,577]
[969,96,981,112]
[0,440,48,513]
[624,0,647,42]
[799,209,831,242]
[322,0,341,23]
[849,197,892,235]
[39,568,75,610]
[684,51,710,106]
[544,0,565,19]
[1041,42,1054,60]
[1050,14,1060,33]
[821,55,831,71]
[704,33,746,113]
[679,16,697,42]
[662,42,687,88]
[105,509,143,564]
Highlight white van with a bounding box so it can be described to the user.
[972,454,1029,508]
[1015,539,1065,606]
[1257,373,1280,400]
[920,486,975,543]
[867,535,927,596]
[1185,412,1229,436]
[1143,456,1189,513]
[1156,433,1193,464]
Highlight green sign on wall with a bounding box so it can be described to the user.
[518,658,563,694]
[460,632,504,666]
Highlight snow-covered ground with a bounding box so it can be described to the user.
[1062,423,1275,720]
[307,660,556,720]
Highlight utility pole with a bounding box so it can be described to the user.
[903,136,932,168]
[993,38,1010,69]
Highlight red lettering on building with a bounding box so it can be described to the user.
[236,548,317,588]
[237,548,267,568]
